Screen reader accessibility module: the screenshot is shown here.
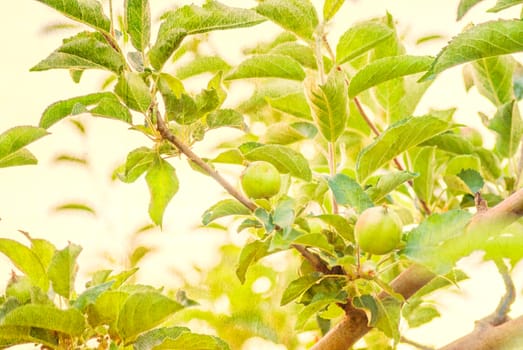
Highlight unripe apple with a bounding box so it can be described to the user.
[241,161,281,199]
[355,206,402,255]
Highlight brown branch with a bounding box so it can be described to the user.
[156,115,256,212]
[156,115,333,273]
[311,188,523,350]
[291,244,332,275]
[353,98,432,215]
[439,315,523,350]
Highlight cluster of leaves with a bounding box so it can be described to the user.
[0,232,226,349]
[2,0,523,348]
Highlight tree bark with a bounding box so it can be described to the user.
[311,188,523,350]
[439,315,523,350]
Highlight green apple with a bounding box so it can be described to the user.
[355,206,402,255]
[241,161,281,199]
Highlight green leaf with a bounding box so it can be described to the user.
[0,325,58,349]
[315,214,354,242]
[353,295,401,341]
[323,0,345,21]
[0,239,48,291]
[35,0,110,32]
[176,56,231,80]
[374,74,433,124]
[148,28,187,70]
[115,72,152,113]
[445,154,481,175]
[0,126,48,168]
[488,0,523,12]
[305,69,349,142]
[328,173,374,213]
[255,0,319,41]
[457,169,484,193]
[206,109,245,130]
[117,292,183,342]
[488,100,523,158]
[135,327,190,350]
[125,0,150,52]
[457,0,486,20]
[296,297,340,330]
[72,281,114,311]
[293,234,334,253]
[47,243,82,299]
[412,147,436,202]
[270,42,318,69]
[336,22,394,64]
[226,54,306,81]
[3,305,85,336]
[470,56,515,105]
[42,94,131,128]
[356,116,452,182]
[236,240,270,283]
[281,272,322,306]
[267,92,312,120]
[422,20,523,80]
[202,199,251,225]
[119,147,155,183]
[161,1,265,35]
[262,123,306,145]
[152,332,230,350]
[146,157,179,226]
[273,199,295,229]
[245,144,312,181]
[53,203,96,216]
[475,148,502,180]
[87,290,129,327]
[0,149,38,168]
[367,171,418,202]
[403,303,441,328]
[349,55,433,97]
[421,133,475,154]
[404,210,473,274]
[31,32,124,73]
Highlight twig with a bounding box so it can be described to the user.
[400,336,435,350]
[477,259,515,327]
[291,244,332,275]
[156,115,256,212]
[353,97,432,215]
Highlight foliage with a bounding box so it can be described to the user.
[1,0,523,349]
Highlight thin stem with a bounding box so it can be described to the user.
[314,26,327,85]
[328,142,339,214]
[354,97,432,215]
[156,114,256,211]
[109,0,115,37]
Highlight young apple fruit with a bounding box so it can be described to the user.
[355,206,402,255]
[241,161,281,199]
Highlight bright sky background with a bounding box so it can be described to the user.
[1,1,522,349]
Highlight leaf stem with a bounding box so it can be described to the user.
[354,97,432,215]
[156,114,256,211]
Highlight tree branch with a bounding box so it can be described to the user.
[156,115,257,212]
[312,188,523,350]
[156,115,332,273]
[439,315,523,350]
